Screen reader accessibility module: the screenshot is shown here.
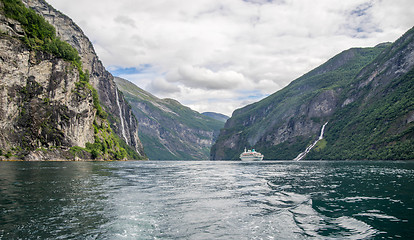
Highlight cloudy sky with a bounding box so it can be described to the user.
[47,0,413,116]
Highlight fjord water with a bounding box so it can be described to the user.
[0,161,413,239]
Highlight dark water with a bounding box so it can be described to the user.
[0,161,413,239]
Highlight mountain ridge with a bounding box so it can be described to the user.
[211,27,414,160]
[115,77,224,160]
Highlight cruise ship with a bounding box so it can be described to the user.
[240,148,264,161]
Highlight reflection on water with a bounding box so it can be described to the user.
[0,161,413,239]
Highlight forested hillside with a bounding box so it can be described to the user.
[211,27,414,160]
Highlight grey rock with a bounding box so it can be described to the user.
[22,0,145,157]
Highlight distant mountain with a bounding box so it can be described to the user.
[211,27,414,160]
[115,77,224,160]
[202,112,230,123]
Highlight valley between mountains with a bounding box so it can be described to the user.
[0,0,412,160]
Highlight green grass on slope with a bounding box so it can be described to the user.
[138,133,180,160]
[308,68,414,160]
[2,0,80,66]
[215,45,389,160]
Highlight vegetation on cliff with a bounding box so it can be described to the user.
[0,0,142,160]
[211,44,390,160]
[2,0,79,64]
[307,29,414,160]
[308,69,414,160]
[212,27,414,160]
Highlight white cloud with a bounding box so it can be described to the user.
[167,65,245,90]
[47,0,414,115]
[149,77,181,94]
[114,15,136,28]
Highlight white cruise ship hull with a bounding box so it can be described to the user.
[239,148,264,161]
[240,155,263,161]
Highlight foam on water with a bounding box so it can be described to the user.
[0,161,413,239]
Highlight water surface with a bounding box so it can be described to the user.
[0,161,413,239]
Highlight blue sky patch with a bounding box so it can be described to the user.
[109,64,152,77]
[237,90,268,101]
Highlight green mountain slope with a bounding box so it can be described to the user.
[211,27,414,160]
[308,28,414,160]
[115,77,224,160]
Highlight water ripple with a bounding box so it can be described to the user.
[0,161,413,239]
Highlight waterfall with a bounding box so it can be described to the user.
[115,89,128,143]
[318,122,328,140]
[294,122,328,161]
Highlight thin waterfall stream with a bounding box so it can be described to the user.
[115,88,128,143]
[294,122,328,161]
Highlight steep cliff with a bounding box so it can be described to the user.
[21,0,145,157]
[0,0,145,160]
[307,27,414,160]
[211,27,414,160]
[115,77,224,160]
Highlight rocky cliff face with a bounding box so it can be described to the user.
[21,0,145,157]
[0,33,95,157]
[0,0,145,159]
[115,77,224,160]
[0,9,98,159]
